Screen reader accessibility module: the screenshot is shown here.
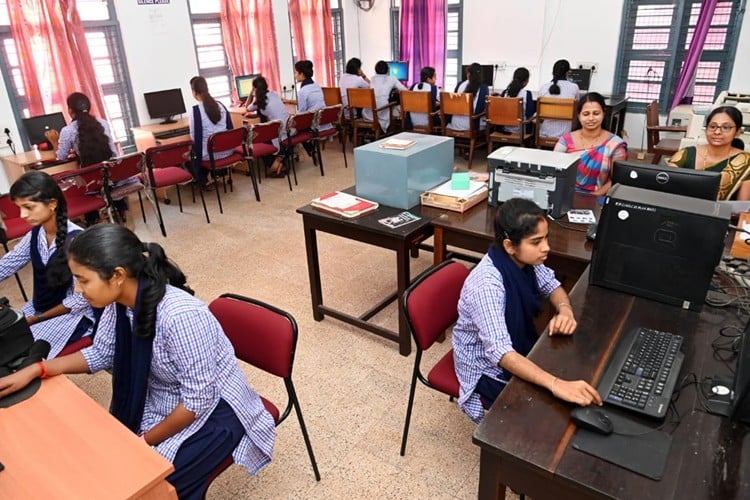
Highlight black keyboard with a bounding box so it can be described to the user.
[154,127,190,140]
[597,327,684,419]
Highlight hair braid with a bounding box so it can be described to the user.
[45,196,73,287]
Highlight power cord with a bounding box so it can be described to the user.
[549,217,588,233]
[4,128,15,155]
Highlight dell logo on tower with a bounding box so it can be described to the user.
[655,172,670,185]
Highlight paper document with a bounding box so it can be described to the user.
[430,180,487,199]
[566,209,597,224]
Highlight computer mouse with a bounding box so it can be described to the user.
[586,223,597,241]
[570,407,613,435]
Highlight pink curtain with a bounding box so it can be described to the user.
[8,0,106,121]
[400,0,446,87]
[288,0,335,87]
[220,0,282,92]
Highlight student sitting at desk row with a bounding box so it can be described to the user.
[0,224,276,500]
[453,198,602,423]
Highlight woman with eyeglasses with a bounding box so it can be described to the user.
[669,106,750,200]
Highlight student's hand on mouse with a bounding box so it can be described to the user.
[0,365,39,399]
[44,129,59,142]
[548,308,577,336]
[551,379,602,406]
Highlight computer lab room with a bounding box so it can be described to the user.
[1,1,750,499]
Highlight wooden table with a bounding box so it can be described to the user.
[473,268,750,499]
[1,150,78,185]
[297,195,434,356]
[0,376,176,499]
[131,118,191,153]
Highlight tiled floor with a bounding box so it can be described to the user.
[1,141,522,499]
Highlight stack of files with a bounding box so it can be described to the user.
[311,191,379,218]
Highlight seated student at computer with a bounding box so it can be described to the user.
[446,62,489,132]
[538,59,580,139]
[0,224,275,499]
[294,59,332,157]
[452,198,602,424]
[189,76,233,191]
[668,106,750,200]
[405,66,440,130]
[363,60,407,133]
[553,92,627,196]
[245,75,289,177]
[0,171,96,358]
[339,57,370,109]
[499,67,534,134]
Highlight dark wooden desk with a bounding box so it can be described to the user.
[297,198,434,356]
[473,269,750,499]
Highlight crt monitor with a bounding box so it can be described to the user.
[460,64,494,87]
[143,88,186,124]
[611,160,721,201]
[235,74,258,101]
[386,61,409,84]
[705,317,750,424]
[568,68,592,91]
[22,112,67,149]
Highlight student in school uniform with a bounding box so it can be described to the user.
[538,59,580,139]
[499,67,535,135]
[0,224,276,499]
[294,59,331,157]
[189,76,233,190]
[339,57,370,109]
[0,171,96,358]
[406,66,440,130]
[246,75,290,176]
[446,62,489,132]
[362,60,407,133]
[452,198,602,423]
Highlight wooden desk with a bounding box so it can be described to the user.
[473,269,750,499]
[1,150,78,184]
[297,193,434,356]
[131,119,191,153]
[0,375,176,499]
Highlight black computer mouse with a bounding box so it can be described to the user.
[570,407,613,435]
[586,223,597,241]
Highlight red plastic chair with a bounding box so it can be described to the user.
[53,164,110,223]
[208,293,321,484]
[280,110,318,187]
[201,127,259,213]
[103,152,146,225]
[248,120,291,191]
[57,336,93,357]
[143,140,209,237]
[0,194,32,300]
[314,104,347,171]
[400,260,470,456]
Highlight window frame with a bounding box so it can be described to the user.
[188,9,233,105]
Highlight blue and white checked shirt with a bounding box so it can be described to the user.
[56,118,117,161]
[82,285,276,475]
[452,254,560,423]
[0,220,94,358]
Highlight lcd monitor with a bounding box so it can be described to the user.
[568,68,592,91]
[235,74,258,101]
[386,61,409,84]
[460,64,494,87]
[22,112,67,149]
[611,160,721,201]
[143,88,186,124]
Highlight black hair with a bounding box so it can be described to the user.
[190,76,221,124]
[68,224,193,339]
[375,60,389,75]
[345,58,363,75]
[576,92,606,114]
[494,198,546,249]
[504,67,530,98]
[465,62,482,96]
[10,171,71,287]
[417,66,436,90]
[549,59,571,96]
[295,60,314,79]
[67,92,112,167]
[252,75,270,111]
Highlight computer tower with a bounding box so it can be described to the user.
[590,185,730,312]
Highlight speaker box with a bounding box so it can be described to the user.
[590,185,730,312]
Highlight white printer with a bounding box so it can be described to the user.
[487,146,579,218]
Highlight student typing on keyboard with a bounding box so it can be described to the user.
[452,198,602,423]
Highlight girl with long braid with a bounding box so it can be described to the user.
[447,62,490,132]
[538,59,580,139]
[190,76,233,190]
[0,171,97,357]
[499,67,534,136]
[0,224,275,499]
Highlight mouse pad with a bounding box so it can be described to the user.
[0,378,41,409]
[572,411,672,480]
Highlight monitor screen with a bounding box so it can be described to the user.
[143,88,186,124]
[22,112,67,148]
[568,68,592,91]
[611,160,721,201]
[461,64,494,87]
[386,61,409,83]
[235,74,258,100]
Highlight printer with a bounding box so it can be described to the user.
[487,146,579,218]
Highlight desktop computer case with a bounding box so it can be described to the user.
[590,185,730,312]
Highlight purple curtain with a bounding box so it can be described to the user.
[670,0,719,110]
[399,0,446,88]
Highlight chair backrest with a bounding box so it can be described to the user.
[440,92,474,117]
[486,96,524,128]
[347,88,377,112]
[403,260,470,352]
[207,127,246,156]
[208,293,296,379]
[145,140,193,170]
[536,97,576,121]
[316,105,342,129]
[400,90,433,115]
[53,163,106,198]
[0,193,21,222]
[321,87,342,107]
[249,120,282,144]
[646,100,661,148]
[286,110,317,136]
[107,152,145,183]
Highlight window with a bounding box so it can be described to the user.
[331,0,345,81]
[614,0,743,112]
[188,1,232,105]
[0,0,138,151]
